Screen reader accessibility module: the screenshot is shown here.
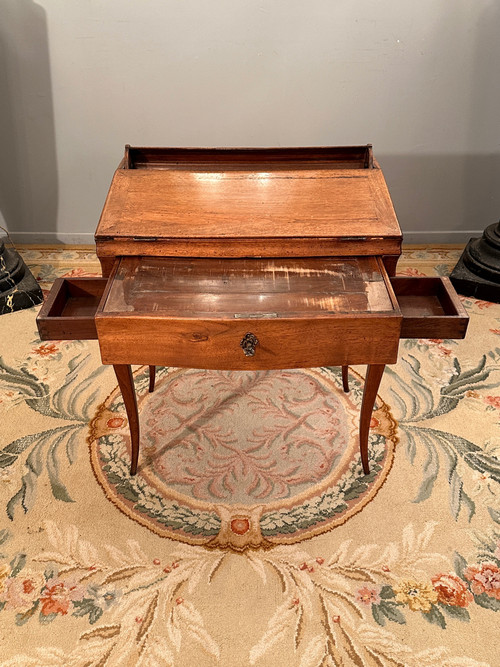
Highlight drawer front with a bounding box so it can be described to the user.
[96,315,401,370]
[390,276,468,339]
[36,278,108,341]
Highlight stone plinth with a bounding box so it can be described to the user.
[0,241,43,315]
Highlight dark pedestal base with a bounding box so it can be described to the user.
[450,255,500,302]
[0,241,43,315]
[450,221,500,304]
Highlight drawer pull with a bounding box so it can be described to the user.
[240,332,259,357]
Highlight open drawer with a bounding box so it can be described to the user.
[36,268,469,353]
[37,277,108,341]
[390,276,468,339]
[94,256,402,370]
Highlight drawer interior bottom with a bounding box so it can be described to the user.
[397,293,447,318]
[390,276,468,339]
[49,280,106,318]
[37,278,108,341]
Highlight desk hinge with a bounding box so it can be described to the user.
[340,236,367,242]
[234,313,278,319]
[132,237,160,242]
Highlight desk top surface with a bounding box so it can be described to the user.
[95,147,401,248]
[102,256,397,320]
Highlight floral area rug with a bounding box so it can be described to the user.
[0,245,499,667]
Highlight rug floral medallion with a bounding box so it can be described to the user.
[0,246,499,667]
[89,366,397,552]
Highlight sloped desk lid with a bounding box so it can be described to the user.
[95,146,402,257]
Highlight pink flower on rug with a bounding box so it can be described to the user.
[107,417,126,429]
[61,268,99,278]
[463,563,500,599]
[39,577,86,616]
[484,396,500,410]
[431,573,473,607]
[417,338,442,348]
[32,343,59,357]
[397,268,427,277]
[0,571,45,612]
[490,329,500,335]
[473,299,494,310]
[355,586,380,606]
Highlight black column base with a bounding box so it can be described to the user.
[450,255,500,302]
[0,241,43,315]
[450,221,500,304]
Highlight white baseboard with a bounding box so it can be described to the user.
[5,232,95,245]
[402,230,480,244]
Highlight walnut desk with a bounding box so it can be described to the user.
[37,146,469,476]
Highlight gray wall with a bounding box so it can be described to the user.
[1,0,499,244]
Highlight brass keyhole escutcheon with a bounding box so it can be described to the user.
[240,332,259,357]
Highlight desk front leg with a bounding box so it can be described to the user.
[113,365,140,475]
[359,364,385,475]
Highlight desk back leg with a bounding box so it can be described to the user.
[113,364,140,475]
[342,365,350,392]
[359,364,385,475]
[149,365,156,392]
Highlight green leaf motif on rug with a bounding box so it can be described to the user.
[15,601,39,627]
[0,529,10,558]
[372,600,406,625]
[473,593,500,612]
[72,599,104,625]
[440,603,471,621]
[9,553,26,578]
[1,353,107,519]
[5,426,81,519]
[423,604,447,628]
[454,552,468,579]
[386,350,500,523]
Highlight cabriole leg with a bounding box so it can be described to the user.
[359,364,385,475]
[113,364,140,475]
[342,365,349,392]
[149,365,156,392]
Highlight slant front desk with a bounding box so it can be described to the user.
[37,146,468,476]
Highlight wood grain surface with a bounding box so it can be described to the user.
[103,256,395,318]
[95,146,401,263]
[97,168,400,240]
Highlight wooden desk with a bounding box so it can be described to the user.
[37,145,468,477]
[38,257,468,475]
[94,145,401,275]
